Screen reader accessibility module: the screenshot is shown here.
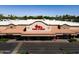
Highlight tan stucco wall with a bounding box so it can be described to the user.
[0,21,79,35]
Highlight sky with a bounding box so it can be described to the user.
[0,5,79,16]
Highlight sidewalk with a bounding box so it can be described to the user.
[12,42,23,54]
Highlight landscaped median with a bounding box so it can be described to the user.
[0,38,9,42]
[68,38,77,43]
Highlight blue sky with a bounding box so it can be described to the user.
[0,5,79,16]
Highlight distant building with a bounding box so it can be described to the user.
[0,19,79,40]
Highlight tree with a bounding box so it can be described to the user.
[0,14,4,20]
[8,15,17,20]
[35,16,44,19]
[28,16,35,19]
[0,14,79,23]
[55,15,63,20]
[72,16,76,22]
[43,16,50,19]
[62,14,69,21]
[73,16,79,22]
[22,16,27,20]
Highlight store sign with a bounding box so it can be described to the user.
[32,24,45,30]
[27,22,51,32]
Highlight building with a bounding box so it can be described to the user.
[0,19,79,40]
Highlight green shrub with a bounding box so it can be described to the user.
[0,38,9,42]
[19,50,29,54]
[68,38,77,42]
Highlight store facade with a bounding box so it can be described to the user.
[0,19,79,40]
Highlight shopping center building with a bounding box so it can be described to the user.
[0,19,79,40]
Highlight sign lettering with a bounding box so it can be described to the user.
[32,24,45,30]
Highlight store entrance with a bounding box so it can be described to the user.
[16,36,53,41]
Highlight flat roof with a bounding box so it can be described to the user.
[0,19,79,26]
